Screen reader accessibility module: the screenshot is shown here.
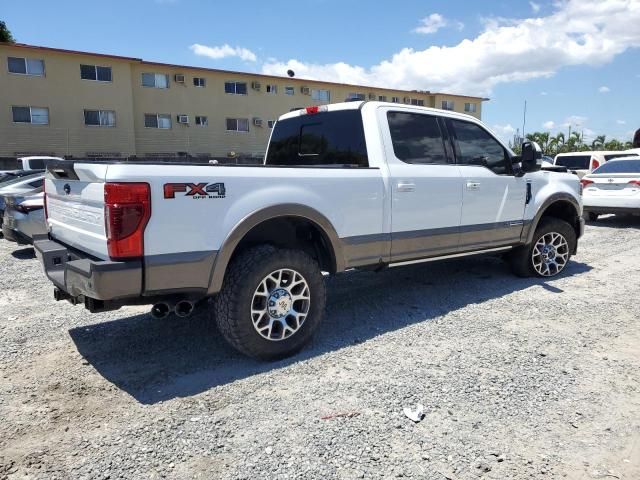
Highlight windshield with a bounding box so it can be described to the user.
[554,155,590,169]
[592,160,640,174]
[0,173,44,188]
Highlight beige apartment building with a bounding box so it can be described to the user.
[0,42,487,159]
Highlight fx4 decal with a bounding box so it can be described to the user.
[164,182,226,199]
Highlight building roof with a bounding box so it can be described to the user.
[1,42,489,101]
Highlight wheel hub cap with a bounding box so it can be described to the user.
[251,269,311,341]
[268,288,293,319]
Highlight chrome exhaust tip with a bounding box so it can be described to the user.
[150,302,171,319]
[174,300,194,318]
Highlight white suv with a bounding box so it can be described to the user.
[554,151,639,178]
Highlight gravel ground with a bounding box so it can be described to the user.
[1,216,639,480]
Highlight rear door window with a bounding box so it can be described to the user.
[555,155,590,169]
[386,112,449,164]
[28,159,46,170]
[265,110,368,167]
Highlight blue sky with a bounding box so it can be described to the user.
[3,0,639,145]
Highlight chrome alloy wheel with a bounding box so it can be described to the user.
[532,231,569,277]
[251,269,311,341]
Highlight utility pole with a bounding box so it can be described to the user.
[522,100,527,139]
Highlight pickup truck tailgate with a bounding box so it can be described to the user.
[46,162,109,259]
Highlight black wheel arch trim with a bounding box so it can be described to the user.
[524,192,582,246]
[207,204,345,294]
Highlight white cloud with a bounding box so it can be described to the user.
[617,119,627,124]
[190,43,257,62]
[543,120,556,129]
[413,14,463,35]
[262,0,640,96]
[562,115,588,128]
[492,123,517,143]
[540,91,548,96]
[598,85,611,93]
[530,1,541,13]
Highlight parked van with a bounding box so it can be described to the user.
[554,151,639,178]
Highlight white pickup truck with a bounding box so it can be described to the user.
[34,101,584,359]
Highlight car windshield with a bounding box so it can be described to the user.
[0,173,43,188]
[592,159,640,174]
[554,155,591,169]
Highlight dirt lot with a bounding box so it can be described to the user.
[1,217,639,480]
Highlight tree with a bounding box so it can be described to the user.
[591,135,606,150]
[0,21,15,43]
[549,132,566,154]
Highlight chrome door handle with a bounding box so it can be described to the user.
[397,182,416,192]
[466,181,481,190]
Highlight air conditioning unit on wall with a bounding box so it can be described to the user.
[368,93,376,100]
[301,86,310,95]
[251,81,261,90]
[253,117,263,127]
[177,114,190,124]
[174,74,185,83]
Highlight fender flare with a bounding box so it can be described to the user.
[524,192,581,245]
[207,203,345,294]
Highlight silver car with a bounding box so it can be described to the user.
[0,173,44,227]
[2,193,46,244]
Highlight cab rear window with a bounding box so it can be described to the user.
[265,110,368,167]
[554,155,590,169]
[593,160,640,174]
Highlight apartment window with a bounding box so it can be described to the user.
[441,100,455,111]
[224,81,248,95]
[144,113,171,129]
[195,115,208,126]
[267,120,275,129]
[411,99,425,106]
[348,93,366,101]
[464,103,477,113]
[84,109,115,127]
[226,118,249,132]
[378,95,387,102]
[80,64,112,82]
[8,57,45,76]
[12,106,49,125]
[193,77,206,87]
[391,97,400,103]
[285,86,295,96]
[142,73,169,88]
[266,84,277,94]
[311,89,330,102]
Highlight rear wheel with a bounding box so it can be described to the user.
[510,217,576,278]
[213,245,326,360]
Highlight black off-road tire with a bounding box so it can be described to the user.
[509,217,576,278]
[212,245,326,360]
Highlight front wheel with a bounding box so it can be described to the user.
[509,217,576,278]
[212,245,326,360]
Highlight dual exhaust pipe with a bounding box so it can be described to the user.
[150,300,196,319]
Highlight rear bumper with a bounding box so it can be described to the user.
[33,237,143,301]
[583,206,640,215]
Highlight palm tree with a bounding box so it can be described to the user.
[549,132,566,154]
[591,135,606,150]
[604,139,623,151]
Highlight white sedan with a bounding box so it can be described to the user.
[581,157,640,221]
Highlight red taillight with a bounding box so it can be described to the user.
[104,183,151,260]
[628,180,640,187]
[580,179,594,187]
[591,158,600,170]
[304,105,328,115]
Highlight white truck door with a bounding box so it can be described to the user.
[446,118,527,250]
[380,109,463,262]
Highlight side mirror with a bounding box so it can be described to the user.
[520,141,542,173]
